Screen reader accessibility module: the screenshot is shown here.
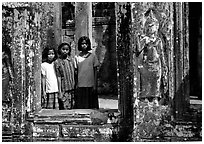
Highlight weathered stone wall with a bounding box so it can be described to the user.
[2,2,56,141]
[130,2,194,141]
[131,2,172,141]
[2,5,14,141]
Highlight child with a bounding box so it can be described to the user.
[55,43,76,110]
[75,36,99,109]
[41,47,59,109]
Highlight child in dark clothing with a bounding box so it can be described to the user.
[75,36,99,109]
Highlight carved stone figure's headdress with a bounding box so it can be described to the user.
[145,9,159,26]
[144,8,159,34]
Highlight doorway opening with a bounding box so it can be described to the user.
[189,2,202,100]
[41,2,118,111]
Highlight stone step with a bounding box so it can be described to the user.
[34,137,95,142]
[33,123,118,142]
[2,134,12,142]
[32,109,120,142]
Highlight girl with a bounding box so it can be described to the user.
[55,43,76,110]
[41,47,59,109]
[75,36,99,109]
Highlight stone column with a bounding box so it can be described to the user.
[11,7,28,141]
[75,2,92,53]
[54,2,62,47]
[131,2,174,141]
[174,2,190,120]
[116,2,134,141]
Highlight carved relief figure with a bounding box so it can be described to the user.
[137,9,168,101]
[2,45,14,102]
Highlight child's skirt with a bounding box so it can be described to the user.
[58,90,75,110]
[46,92,59,109]
[75,87,99,109]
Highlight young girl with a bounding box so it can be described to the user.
[41,47,59,109]
[54,43,76,110]
[75,36,99,109]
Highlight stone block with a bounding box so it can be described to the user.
[33,124,59,139]
[61,124,116,142]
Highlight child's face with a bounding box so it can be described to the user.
[60,45,69,56]
[47,49,55,62]
[81,40,88,51]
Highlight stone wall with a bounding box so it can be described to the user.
[2,2,56,141]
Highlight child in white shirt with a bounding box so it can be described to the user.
[41,47,59,109]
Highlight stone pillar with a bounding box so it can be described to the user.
[131,2,174,141]
[116,2,134,141]
[54,2,62,47]
[11,7,28,141]
[173,2,190,120]
[2,5,14,142]
[75,2,92,53]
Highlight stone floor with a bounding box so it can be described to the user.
[98,94,202,112]
[98,94,118,110]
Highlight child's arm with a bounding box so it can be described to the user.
[93,53,99,91]
[73,57,78,89]
[93,67,98,91]
[74,68,78,89]
[57,77,63,99]
[54,60,63,99]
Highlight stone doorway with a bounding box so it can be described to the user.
[59,2,119,110]
[189,2,202,100]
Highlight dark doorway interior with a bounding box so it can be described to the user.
[189,2,202,100]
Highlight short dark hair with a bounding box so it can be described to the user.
[42,46,58,62]
[58,42,71,56]
[78,36,91,51]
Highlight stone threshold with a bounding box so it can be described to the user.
[33,109,120,125]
